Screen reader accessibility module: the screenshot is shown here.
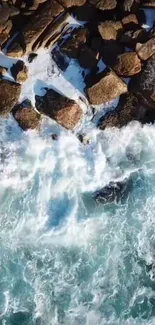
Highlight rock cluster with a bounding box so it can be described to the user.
[0,0,155,131]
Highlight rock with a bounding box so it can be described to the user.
[0,66,8,76]
[12,99,41,130]
[98,21,123,41]
[94,180,129,204]
[113,52,141,76]
[78,134,91,144]
[79,45,99,68]
[122,14,139,30]
[28,52,38,63]
[11,60,28,83]
[121,0,140,13]
[6,0,64,56]
[129,53,155,109]
[51,133,58,140]
[35,88,83,130]
[72,3,100,21]
[98,92,155,129]
[58,0,86,7]
[101,41,125,66]
[0,19,12,48]
[0,79,21,115]
[141,0,155,7]
[86,69,128,105]
[120,28,149,48]
[52,48,69,71]
[32,12,70,50]
[136,37,155,60]
[88,0,117,10]
[60,27,88,59]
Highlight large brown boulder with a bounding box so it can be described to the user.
[0,79,21,115]
[35,89,83,130]
[113,52,141,76]
[12,100,41,130]
[121,0,140,13]
[98,21,123,41]
[98,92,155,129]
[136,37,155,60]
[129,53,155,109]
[86,69,128,105]
[57,0,86,7]
[88,0,117,10]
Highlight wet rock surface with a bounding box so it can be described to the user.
[0,79,21,115]
[12,99,41,130]
[94,179,130,204]
[35,89,83,130]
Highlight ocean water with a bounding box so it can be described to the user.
[1,113,155,325]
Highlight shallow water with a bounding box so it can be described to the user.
[1,113,155,325]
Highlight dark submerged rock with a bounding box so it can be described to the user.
[94,179,129,204]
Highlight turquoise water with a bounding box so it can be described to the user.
[1,116,155,325]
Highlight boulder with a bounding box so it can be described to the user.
[72,3,100,21]
[60,27,88,59]
[129,53,155,109]
[98,20,123,41]
[113,52,141,76]
[136,37,155,60]
[52,48,69,71]
[101,41,125,66]
[86,69,128,105]
[120,28,149,48]
[79,45,99,68]
[0,79,21,115]
[122,14,139,30]
[98,92,155,129]
[35,88,83,130]
[28,52,38,63]
[12,100,41,130]
[11,60,28,83]
[57,0,86,7]
[88,0,117,10]
[94,180,129,204]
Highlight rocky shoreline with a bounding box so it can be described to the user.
[0,0,155,131]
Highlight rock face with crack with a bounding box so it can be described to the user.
[35,89,83,130]
[58,0,86,7]
[0,79,21,115]
[86,70,128,105]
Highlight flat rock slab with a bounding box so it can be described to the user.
[86,69,128,105]
[0,79,21,115]
[7,0,64,56]
[35,88,83,130]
